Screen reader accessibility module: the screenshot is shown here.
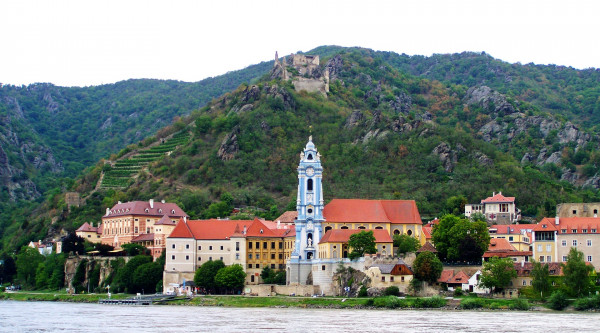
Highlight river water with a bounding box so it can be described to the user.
[1,300,599,332]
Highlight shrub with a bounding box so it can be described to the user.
[453,287,464,297]
[364,298,374,307]
[509,298,530,311]
[358,285,368,297]
[548,290,570,311]
[413,296,446,308]
[383,286,400,296]
[460,298,486,309]
[572,295,600,311]
[373,296,401,309]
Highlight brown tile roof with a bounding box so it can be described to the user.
[275,211,297,224]
[447,271,470,284]
[514,262,563,277]
[417,242,437,253]
[131,233,155,242]
[438,269,454,283]
[319,229,393,244]
[76,222,97,233]
[104,200,188,218]
[155,214,177,226]
[323,199,421,224]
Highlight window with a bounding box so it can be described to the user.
[595,209,598,215]
[562,256,568,262]
[198,245,202,250]
[573,240,577,246]
[592,229,597,233]
[172,244,175,249]
[250,275,254,283]
[546,245,551,252]
[171,255,175,260]
[185,255,189,260]
[236,242,240,251]
[401,276,405,282]
[539,256,544,262]
[307,179,313,191]
[587,255,592,262]
[271,254,275,259]
[256,242,260,249]
[381,277,385,282]
[271,264,275,269]
[587,240,592,247]
[561,240,567,246]
[134,227,138,233]
[263,242,267,248]
[256,264,260,268]
[561,229,567,234]
[546,256,551,262]
[235,253,239,260]
[249,254,252,259]
[523,280,527,286]
[220,257,223,261]
[390,277,395,282]
[509,236,514,241]
[271,242,275,249]
[209,246,213,250]
[278,242,283,249]
[572,229,577,233]
[209,257,212,261]
[198,257,202,261]
[185,244,189,249]
[256,254,260,259]
[537,245,542,252]
[248,264,252,268]
[572,209,577,214]
[220,246,224,250]
[583,229,588,233]
[279,254,283,259]
[146,227,150,233]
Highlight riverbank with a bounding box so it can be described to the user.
[1,291,550,311]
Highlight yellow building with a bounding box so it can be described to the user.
[318,229,393,259]
[75,222,102,243]
[488,224,533,251]
[532,219,558,263]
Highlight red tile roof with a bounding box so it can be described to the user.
[447,271,470,284]
[323,199,421,224]
[489,224,534,234]
[533,219,559,232]
[481,193,515,204]
[422,226,433,239]
[514,262,563,277]
[131,233,155,242]
[417,241,438,253]
[319,229,393,244]
[104,200,188,218]
[487,238,517,252]
[168,218,296,240]
[539,217,600,234]
[438,270,455,283]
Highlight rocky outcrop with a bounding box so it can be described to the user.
[536,148,561,166]
[474,151,493,167]
[432,142,460,172]
[389,92,412,114]
[561,168,579,183]
[217,126,240,161]
[345,110,364,128]
[464,86,517,116]
[326,55,343,81]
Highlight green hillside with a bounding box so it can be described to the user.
[2,46,600,252]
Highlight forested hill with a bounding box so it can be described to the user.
[0,60,272,201]
[2,46,600,252]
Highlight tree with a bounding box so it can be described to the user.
[348,231,377,260]
[531,260,551,298]
[431,214,490,262]
[62,233,86,255]
[215,264,246,293]
[479,257,517,293]
[132,261,163,294]
[121,243,148,256]
[112,255,152,293]
[260,267,286,285]
[16,246,44,287]
[562,247,594,297]
[444,195,467,216]
[194,260,225,292]
[393,234,420,256]
[412,251,443,284]
[0,253,17,284]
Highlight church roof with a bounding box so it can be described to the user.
[323,199,421,224]
[319,229,393,243]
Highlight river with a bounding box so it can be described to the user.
[1,300,599,332]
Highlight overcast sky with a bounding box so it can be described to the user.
[1,0,599,87]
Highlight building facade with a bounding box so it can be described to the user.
[75,222,102,243]
[100,199,188,259]
[465,192,521,224]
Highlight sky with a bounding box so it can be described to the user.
[1,0,599,87]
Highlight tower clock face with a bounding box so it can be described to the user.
[306,167,315,176]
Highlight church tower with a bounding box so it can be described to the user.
[292,136,325,260]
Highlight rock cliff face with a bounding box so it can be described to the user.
[0,113,62,201]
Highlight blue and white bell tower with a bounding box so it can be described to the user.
[292,136,325,261]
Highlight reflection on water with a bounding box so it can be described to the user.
[1,300,599,332]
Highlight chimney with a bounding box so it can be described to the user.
[555,216,560,225]
[243,226,247,235]
[184,216,187,223]
[106,208,110,216]
[595,214,598,218]
[149,199,154,209]
[277,220,281,229]
[493,191,495,196]
[161,200,165,204]
[118,201,122,204]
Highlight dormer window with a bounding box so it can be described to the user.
[561,229,567,233]
[260,229,263,234]
[572,229,577,233]
[172,209,175,214]
[145,208,149,213]
[158,209,162,213]
[542,224,547,228]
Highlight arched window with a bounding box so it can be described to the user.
[358,226,366,230]
[375,226,383,229]
[341,226,349,230]
[307,179,313,191]
[307,154,313,160]
[325,226,332,233]
[393,229,400,235]
[407,229,413,236]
